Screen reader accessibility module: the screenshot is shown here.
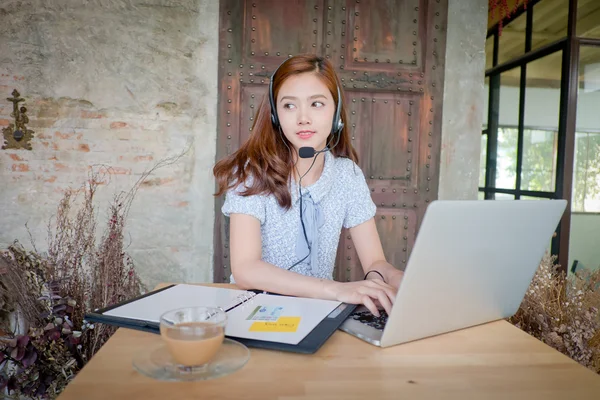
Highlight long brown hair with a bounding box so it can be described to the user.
[213,54,358,210]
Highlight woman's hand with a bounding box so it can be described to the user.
[325,279,397,317]
[385,269,404,291]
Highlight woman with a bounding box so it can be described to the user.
[213,54,403,316]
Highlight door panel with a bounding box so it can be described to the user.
[244,0,325,61]
[348,0,422,68]
[215,0,448,283]
[350,91,420,181]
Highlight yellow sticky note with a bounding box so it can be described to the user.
[249,317,301,333]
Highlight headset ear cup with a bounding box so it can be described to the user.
[332,85,343,134]
[269,62,281,129]
[270,94,278,127]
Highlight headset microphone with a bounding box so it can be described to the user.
[298,147,315,158]
[298,120,343,159]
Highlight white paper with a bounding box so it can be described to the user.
[224,294,342,345]
[103,284,252,322]
[102,284,342,345]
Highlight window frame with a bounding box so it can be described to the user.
[483,0,600,272]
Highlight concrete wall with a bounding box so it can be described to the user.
[0,0,219,289]
[438,0,488,200]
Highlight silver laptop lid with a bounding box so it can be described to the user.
[380,199,567,348]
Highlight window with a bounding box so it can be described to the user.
[521,129,558,192]
[575,46,600,212]
[573,132,600,212]
[493,126,558,194]
[484,0,600,272]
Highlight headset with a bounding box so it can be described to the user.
[267,56,345,272]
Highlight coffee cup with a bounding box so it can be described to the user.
[159,306,227,368]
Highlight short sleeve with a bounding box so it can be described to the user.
[221,182,266,225]
[343,164,377,229]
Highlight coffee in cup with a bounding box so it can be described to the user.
[159,306,227,368]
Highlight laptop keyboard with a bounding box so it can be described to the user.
[350,310,389,330]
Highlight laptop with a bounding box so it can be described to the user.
[339,199,567,348]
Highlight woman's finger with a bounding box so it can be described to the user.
[371,280,397,304]
[361,295,380,317]
[362,285,392,315]
[359,286,392,315]
[375,289,393,315]
[364,279,397,305]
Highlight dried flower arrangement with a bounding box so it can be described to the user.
[508,253,600,374]
[0,152,186,399]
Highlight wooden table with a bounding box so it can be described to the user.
[58,284,600,400]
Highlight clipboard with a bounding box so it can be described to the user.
[85,284,356,354]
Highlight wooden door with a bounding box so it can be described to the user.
[214,0,448,283]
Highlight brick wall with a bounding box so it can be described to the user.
[0,0,219,289]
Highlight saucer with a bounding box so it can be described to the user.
[132,338,250,381]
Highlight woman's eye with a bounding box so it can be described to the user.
[312,101,325,108]
[283,103,296,110]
